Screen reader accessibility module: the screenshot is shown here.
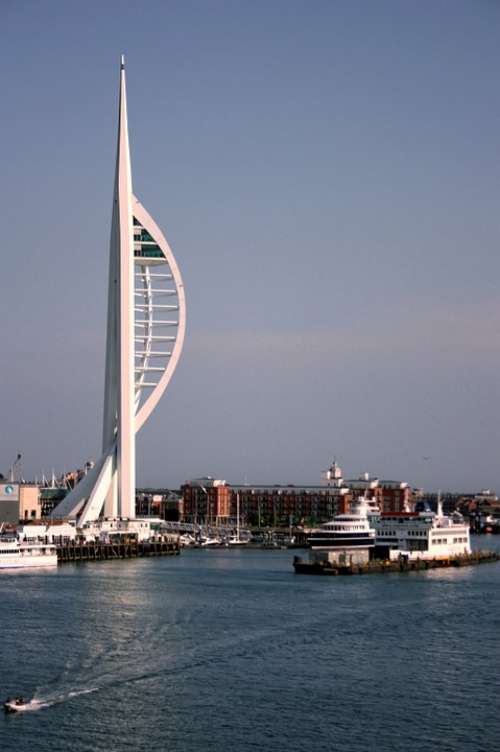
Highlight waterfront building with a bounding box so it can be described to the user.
[339,473,412,513]
[52,57,185,525]
[40,487,67,517]
[322,461,413,512]
[0,482,20,524]
[181,465,413,526]
[181,478,350,526]
[0,483,43,525]
[181,478,233,525]
[19,485,42,521]
[136,490,183,520]
[321,459,344,486]
[17,521,76,544]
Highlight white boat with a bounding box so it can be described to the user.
[228,491,248,545]
[179,533,196,547]
[227,535,249,546]
[0,539,58,569]
[373,499,471,561]
[4,697,30,713]
[198,536,221,547]
[308,496,376,550]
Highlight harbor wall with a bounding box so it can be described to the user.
[56,539,180,563]
[294,550,499,576]
[312,548,370,565]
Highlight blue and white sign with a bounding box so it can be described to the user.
[0,483,19,502]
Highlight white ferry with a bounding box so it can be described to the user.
[372,500,471,561]
[308,496,376,550]
[0,539,58,569]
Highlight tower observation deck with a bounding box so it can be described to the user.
[53,57,186,524]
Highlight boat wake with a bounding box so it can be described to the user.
[19,610,347,713]
[28,687,98,710]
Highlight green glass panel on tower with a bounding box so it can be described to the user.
[133,216,166,259]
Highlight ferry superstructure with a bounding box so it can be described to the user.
[0,539,58,569]
[308,496,376,550]
[308,496,470,563]
[373,503,471,561]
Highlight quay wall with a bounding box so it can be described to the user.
[57,539,180,563]
[293,550,499,576]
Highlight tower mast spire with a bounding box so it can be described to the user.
[52,58,186,525]
[113,53,135,518]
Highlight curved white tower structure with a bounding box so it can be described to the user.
[53,57,185,524]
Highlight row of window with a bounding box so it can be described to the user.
[327,525,367,531]
[379,530,426,537]
[134,247,164,258]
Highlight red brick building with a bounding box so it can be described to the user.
[181,478,350,526]
[181,479,232,524]
[341,475,412,513]
[181,468,413,526]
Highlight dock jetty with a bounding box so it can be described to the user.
[57,538,180,563]
[293,550,498,576]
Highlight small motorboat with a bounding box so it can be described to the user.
[4,696,29,713]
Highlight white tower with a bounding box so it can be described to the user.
[53,57,185,523]
[322,458,343,487]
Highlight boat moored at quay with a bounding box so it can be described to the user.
[296,496,488,575]
[0,518,181,568]
[308,496,376,562]
[374,500,471,561]
[308,497,471,561]
[0,539,58,569]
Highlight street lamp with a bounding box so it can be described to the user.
[9,453,22,483]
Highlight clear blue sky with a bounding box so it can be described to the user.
[1,0,500,492]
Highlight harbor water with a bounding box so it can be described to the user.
[1,537,500,752]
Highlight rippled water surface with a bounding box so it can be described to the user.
[1,538,500,752]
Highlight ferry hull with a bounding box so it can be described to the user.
[0,555,58,569]
[309,536,375,549]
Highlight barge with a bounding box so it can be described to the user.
[293,550,498,575]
